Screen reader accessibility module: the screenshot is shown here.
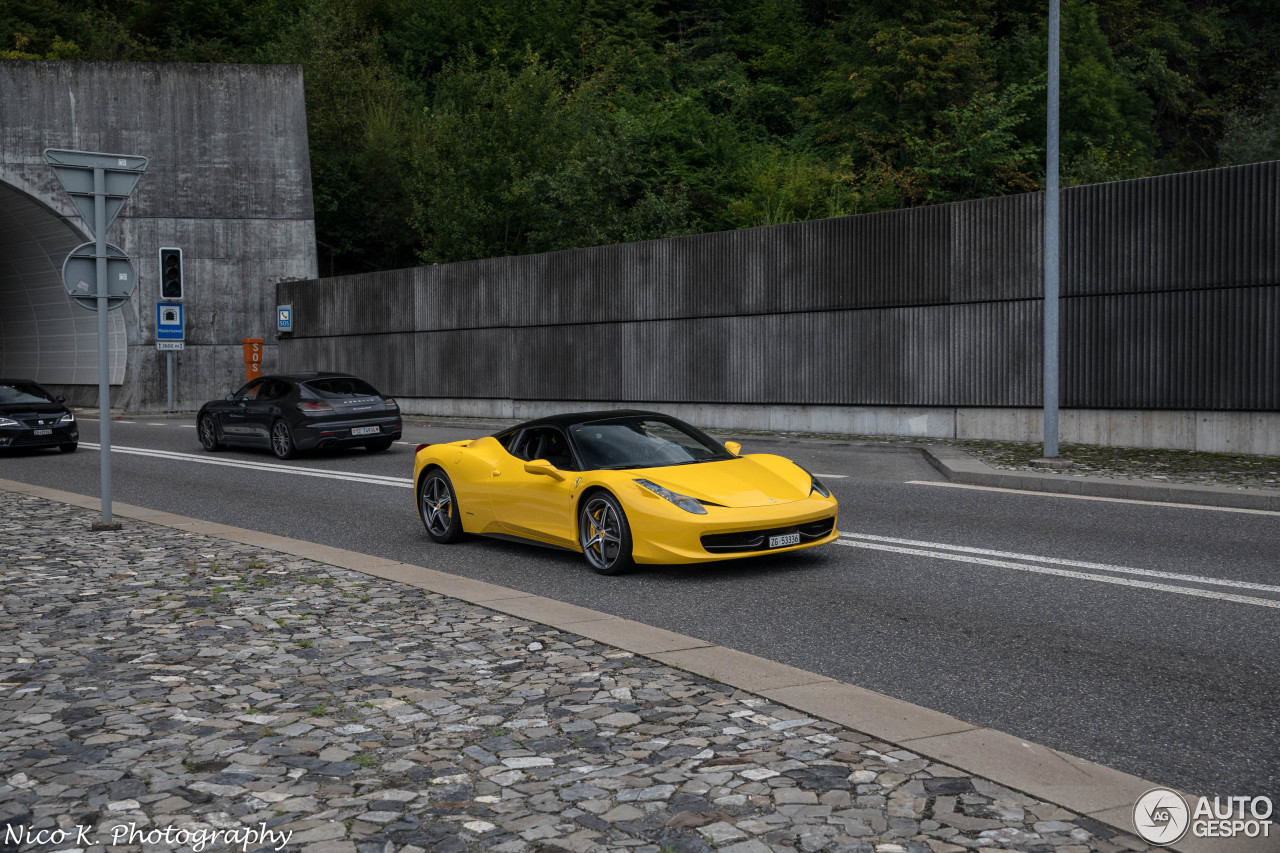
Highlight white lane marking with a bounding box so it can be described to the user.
[835,539,1279,609]
[146,422,167,426]
[813,473,849,478]
[180,425,196,428]
[80,442,413,488]
[907,480,1280,516]
[839,532,1280,594]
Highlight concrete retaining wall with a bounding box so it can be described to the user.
[277,161,1279,452]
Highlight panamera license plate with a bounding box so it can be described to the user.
[769,532,800,548]
[351,426,380,436]
[33,429,52,436]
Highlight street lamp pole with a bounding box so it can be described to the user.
[1044,0,1061,459]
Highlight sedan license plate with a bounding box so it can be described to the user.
[350,426,380,436]
[769,532,801,548]
[33,429,53,436]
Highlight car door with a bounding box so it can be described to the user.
[221,379,264,440]
[242,378,291,443]
[487,426,579,547]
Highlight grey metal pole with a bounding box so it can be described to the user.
[93,167,116,526]
[167,351,174,411]
[1044,0,1061,458]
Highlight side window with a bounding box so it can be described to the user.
[539,429,575,470]
[511,427,576,469]
[259,379,291,401]
[235,379,264,401]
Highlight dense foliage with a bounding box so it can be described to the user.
[5,0,1279,272]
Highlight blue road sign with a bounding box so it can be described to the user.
[157,302,184,341]
[277,304,293,332]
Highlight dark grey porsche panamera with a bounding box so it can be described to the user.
[196,372,402,459]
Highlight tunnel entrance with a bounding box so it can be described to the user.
[0,181,126,400]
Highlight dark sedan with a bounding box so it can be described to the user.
[0,379,79,453]
[197,372,402,459]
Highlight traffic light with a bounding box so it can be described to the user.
[159,247,183,300]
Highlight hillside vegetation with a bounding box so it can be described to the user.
[5,0,1279,273]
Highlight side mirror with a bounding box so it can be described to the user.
[524,459,565,481]
[55,395,66,403]
[225,393,236,401]
[724,441,742,456]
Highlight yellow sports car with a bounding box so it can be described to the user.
[413,410,838,574]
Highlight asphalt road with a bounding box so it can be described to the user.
[5,415,1278,802]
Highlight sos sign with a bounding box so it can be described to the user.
[242,338,263,383]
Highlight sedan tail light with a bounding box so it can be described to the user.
[296,400,334,414]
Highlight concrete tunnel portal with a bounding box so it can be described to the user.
[0,179,126,391]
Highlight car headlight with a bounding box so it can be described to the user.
[59,412,75,424]
[0,416,19,428]
[634,478,707,514]
[799,466,831,498]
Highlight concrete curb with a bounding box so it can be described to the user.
[3,478,1267,853]
[920,445,1280,512]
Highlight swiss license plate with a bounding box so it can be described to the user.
[350,426,380,436]
[769,532,801,548]
[33,429,53,436]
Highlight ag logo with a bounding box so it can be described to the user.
[1134,787,1190,845]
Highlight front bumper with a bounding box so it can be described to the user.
[624,494,839,564]
[0,424,78,449]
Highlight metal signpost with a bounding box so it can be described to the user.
[44,148,149,529]
[156,302,185,410]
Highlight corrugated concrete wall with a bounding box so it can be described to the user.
[278,161,1280,445]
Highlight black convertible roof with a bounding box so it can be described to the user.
[499,409,669,433]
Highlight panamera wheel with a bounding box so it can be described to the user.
[199,415,222,451]
[419,469,463,543]
[270,419,296,459]
[579,492,634,575]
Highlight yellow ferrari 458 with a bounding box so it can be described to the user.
[413,410,838,574]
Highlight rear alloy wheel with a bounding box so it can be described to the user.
[579,492,634,575]
[365,438,393,452]
[198,415,222,451]
[270,419,297,459]
[419,469,463,543]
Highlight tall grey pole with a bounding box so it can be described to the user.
[93,167,116,526]
[167,351,175,411]
[1044,0,1061,458]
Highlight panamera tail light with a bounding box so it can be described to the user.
[296,400,334,414]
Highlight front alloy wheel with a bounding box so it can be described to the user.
[270,419,297,459]
[579,492,634,575]
[199,415,222,451]
[419,469,463,543]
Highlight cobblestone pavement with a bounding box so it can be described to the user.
[1,490,1154,853]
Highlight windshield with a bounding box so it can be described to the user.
[570,416,734,470]
[0,382,55,405]
[302,377,382,399]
